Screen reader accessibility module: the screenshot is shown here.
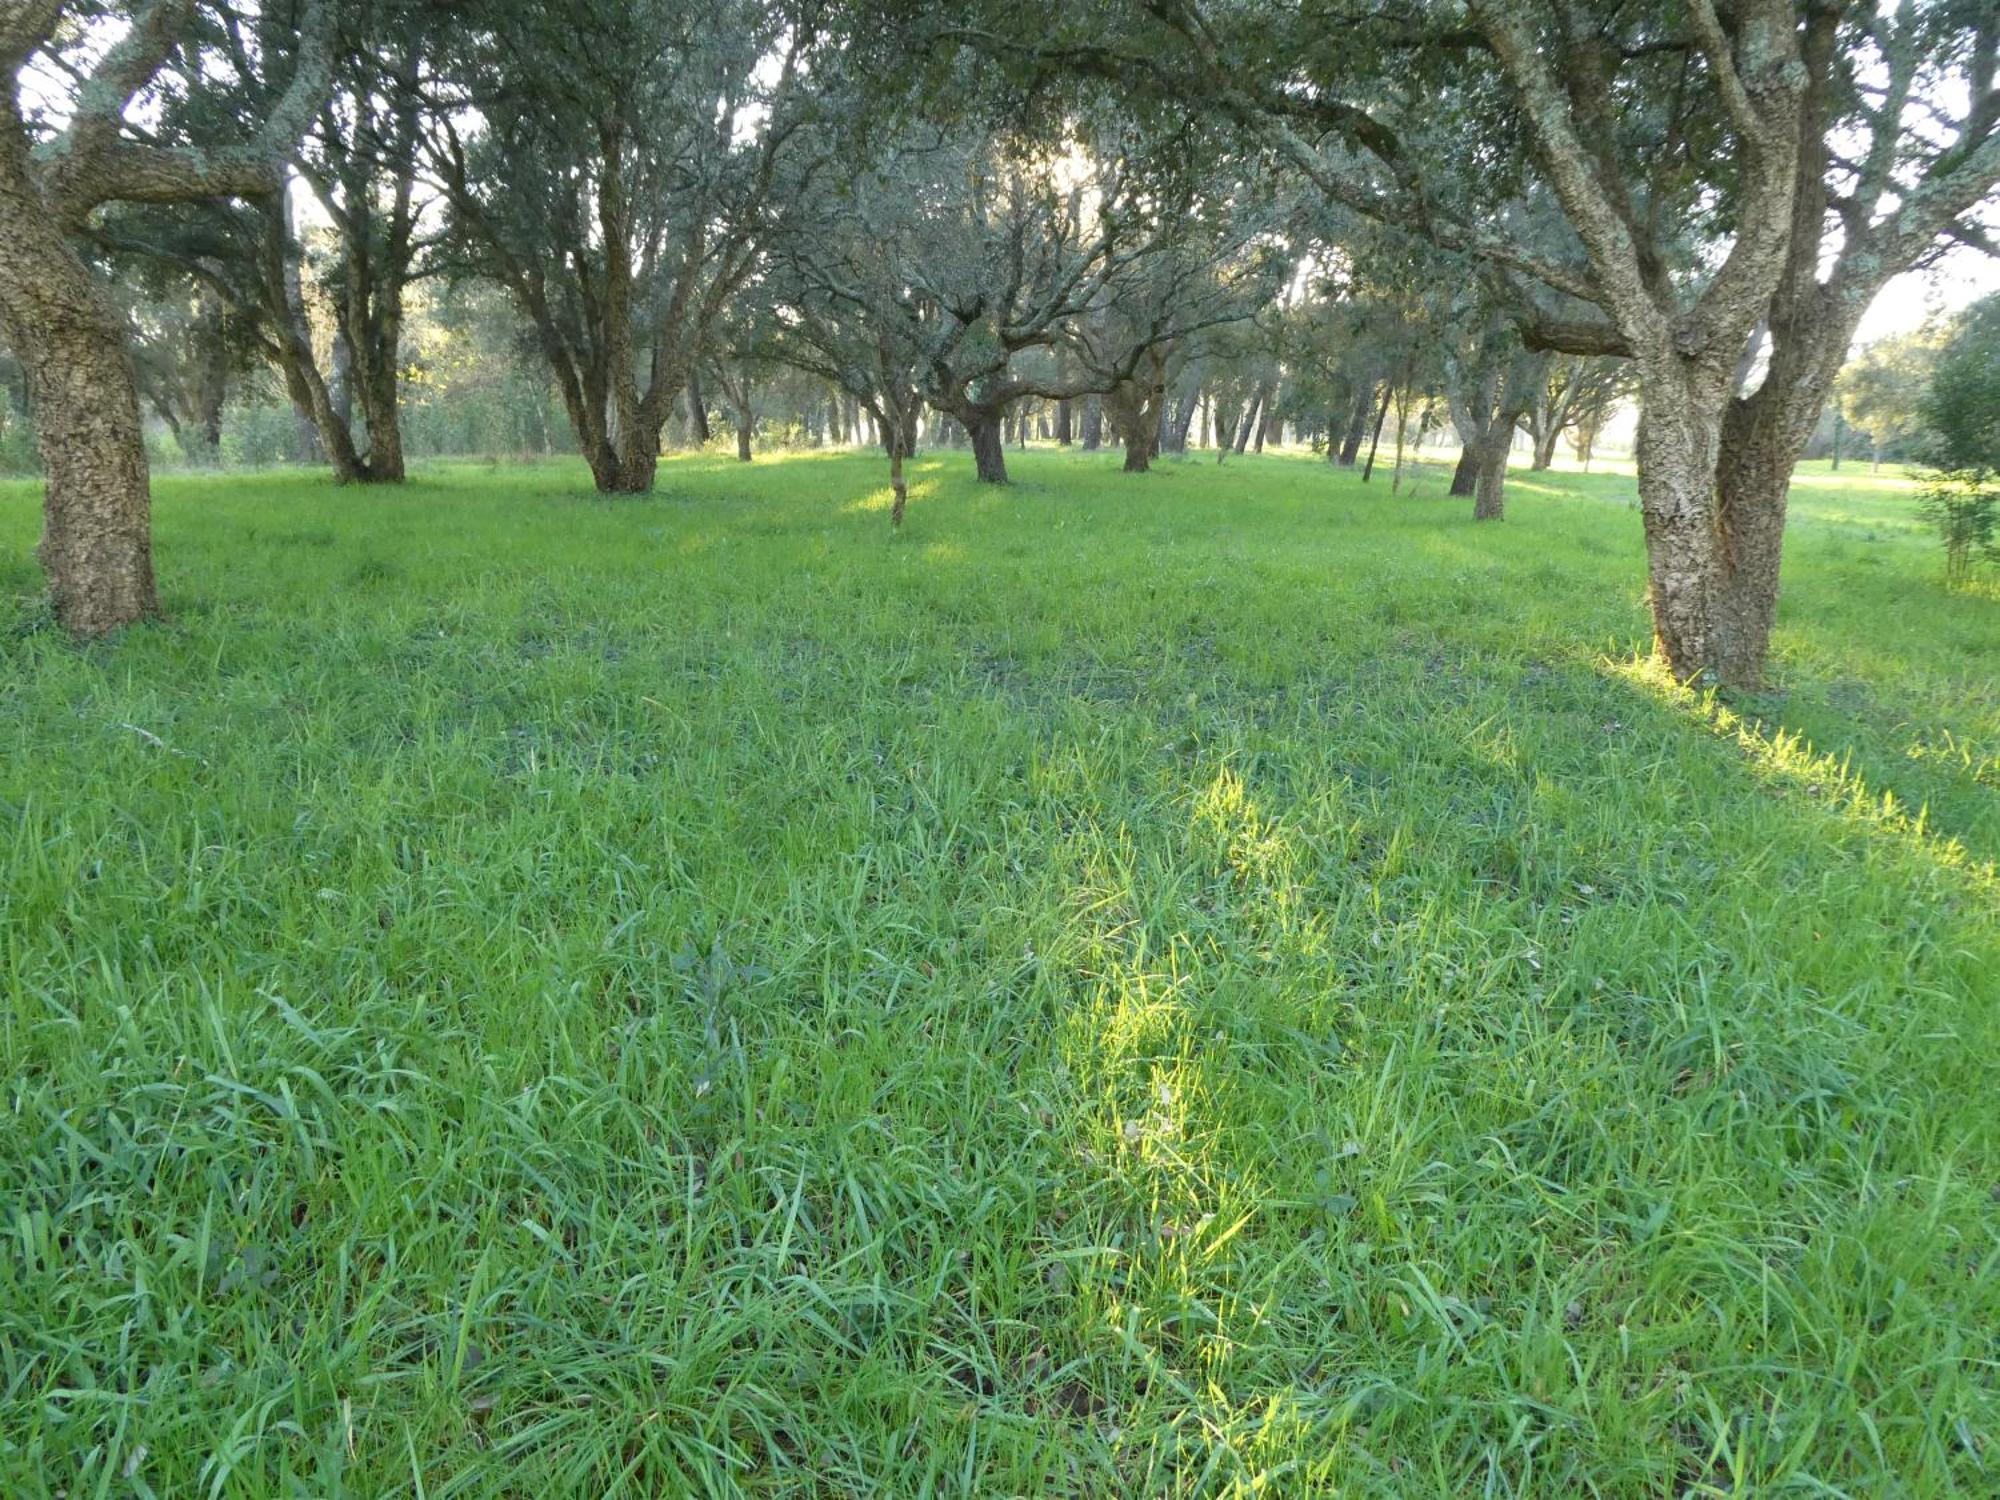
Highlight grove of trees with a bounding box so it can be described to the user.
[2,1,1995,687]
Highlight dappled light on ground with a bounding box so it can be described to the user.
[1,450,1995,1493]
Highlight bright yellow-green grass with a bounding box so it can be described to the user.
[1,448,1995,1496]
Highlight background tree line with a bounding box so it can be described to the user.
[2,0,1995,685]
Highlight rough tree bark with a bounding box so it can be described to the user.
[0,197,158,633]
[1456,0,1810,680]
[966,408,1008,482]
[0,1,329,634]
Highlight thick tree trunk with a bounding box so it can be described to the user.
[1055,397,1073,445]
[1632,361,1780,686]
[610,443,661,493]
[1531,424,1560,471]
[736,414,753,462]
[1338,385,1372,466]
[0,197,159,634]
[1080,396,1102,452]
[1472,432,1510,520]
[968,409,1008,482]
[354,357,405,483]
[1449,445,1478,496]
[196,383,224,464]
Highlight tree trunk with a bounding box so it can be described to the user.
[1532,423,1560,471]
[275,331,366,483]
[1631,360,1784,686]
[1390,393,1410,492]
[612,446,661,493]
[1338,384,1372,466]
[1080,396,1102,452]
[195,369,225,464]
[1235,390,1262,454]
[735,414,752,462]
[687,369,711,444]
[888,432,908,528]
[1359,382,1393,483]
[1472,432,1510,520]
[968,409,1008,482]
[1449,445,1478,496]
[1055,397,1073,445]
[330,329,354,436]
[0,197,159,634]
[354,355,405,483]
[599,413,666,493]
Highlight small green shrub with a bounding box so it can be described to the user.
[1917,468,2000,584]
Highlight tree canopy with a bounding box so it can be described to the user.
[0,0,1995,687]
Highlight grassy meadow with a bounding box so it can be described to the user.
[1,448,1996,1496]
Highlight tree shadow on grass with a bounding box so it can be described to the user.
[1014,639,1998,1492]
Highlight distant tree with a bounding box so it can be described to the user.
[124,285,249,465]
[1915,295,2000,582]
[1442,303,1546,519]
[771,121,1268,489]
[1524,356,1631,473]
[1837,327,1946,470]
[1917,299,2000,475]
[950,0,2000,686]
[429,0,823,494]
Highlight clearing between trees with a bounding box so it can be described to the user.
[2,451,1996,1494]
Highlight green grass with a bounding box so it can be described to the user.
[1,447,1995,1496]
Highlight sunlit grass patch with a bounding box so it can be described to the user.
[1,447,1995,1495]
